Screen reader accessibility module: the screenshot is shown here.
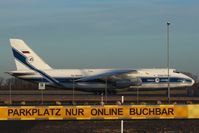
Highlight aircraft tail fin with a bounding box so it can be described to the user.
[10,39,52,71]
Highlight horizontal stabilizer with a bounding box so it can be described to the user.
[6,71,35,76]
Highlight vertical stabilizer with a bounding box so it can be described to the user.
[10,39,52,70]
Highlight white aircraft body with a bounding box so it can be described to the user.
[7,39,195,94]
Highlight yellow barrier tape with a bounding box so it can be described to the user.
[188,105,199,118]
[0,105,192,120]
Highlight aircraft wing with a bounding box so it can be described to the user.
[75,69,136,82]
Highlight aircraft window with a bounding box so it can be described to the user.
[173,70,180,73]
[185,79,192,83]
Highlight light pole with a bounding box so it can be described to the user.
[136,87,139,104]
[72,76,75,104]
[9,80,12,105]
[105,77,108,104]
[101,93,104,105]
[121,96,124,133]
[167,22,170,103]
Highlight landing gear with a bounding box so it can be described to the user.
[108,91,117,95]
[94,90,117,95]
[187,88,194,97]
[94,91,102,95]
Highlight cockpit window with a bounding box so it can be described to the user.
[173,70,180,73]
[185,79,192,83]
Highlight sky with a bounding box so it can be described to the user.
[0,0,199,77]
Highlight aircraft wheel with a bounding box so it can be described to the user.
[187,88,194,97]
[108,91,117,95]
[94,92,102,95]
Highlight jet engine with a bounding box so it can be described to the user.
[114,78,142,88]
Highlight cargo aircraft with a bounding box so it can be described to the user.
[7,39,195,94]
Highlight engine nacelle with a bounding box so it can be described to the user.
[114,79,133,88]
[114,78,142,88]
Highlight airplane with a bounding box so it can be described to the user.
[6,39,195,94]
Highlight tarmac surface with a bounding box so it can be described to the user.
[0,90,198,105]
[1,120,199,133]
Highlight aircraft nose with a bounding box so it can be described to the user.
[183,73,195,86]
[191,79,195,86]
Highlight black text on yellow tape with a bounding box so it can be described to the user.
[0,105,190,120]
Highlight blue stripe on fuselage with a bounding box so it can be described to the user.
[141,77,191,83]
